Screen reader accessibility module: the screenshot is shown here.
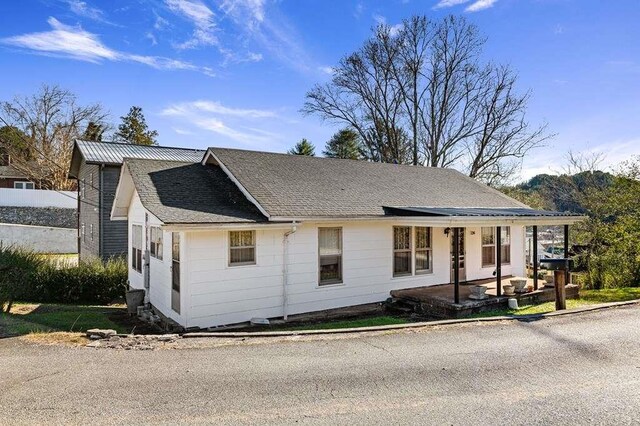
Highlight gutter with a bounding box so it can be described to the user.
[282,223,297,321]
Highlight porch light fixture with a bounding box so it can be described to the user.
[444,227,451,236]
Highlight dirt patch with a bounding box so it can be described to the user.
[106,310,162,335]
[22,332,88,346]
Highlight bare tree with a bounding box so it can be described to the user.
[303,15,549,183]
[303,25,412,164]
[0,85,108,190]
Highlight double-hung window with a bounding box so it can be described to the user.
[500,227,511,265]
[393,226,412,276]
[482,227,511,267]
[319,227,342,285]
[132,224,143,273]
[14,181,35,189]
[481,227,496,267]
[229,231,256,266]
[415,227,433,274]
[150,226,163,260]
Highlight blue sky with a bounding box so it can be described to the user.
[1,0,639,182]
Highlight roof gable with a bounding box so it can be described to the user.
[115,158,266,224]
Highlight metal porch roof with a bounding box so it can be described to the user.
[384,207,582,217]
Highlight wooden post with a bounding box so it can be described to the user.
[453,227,460,304]
[554,269,566,310]
[533,225,539,290]
[564,224,570,285]
[496,226,502,297]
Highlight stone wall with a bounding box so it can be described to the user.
[0,207,77,229]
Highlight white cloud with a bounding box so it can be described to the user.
[318,66,334,75]
[433,0,470,9]
[218,0,313,73]
[65,0,115,24]
[373,15,403,37]
[433,0,498,12]
[145,32,158,46]
[160,100,279,145]
[165,0,217,49]
[1,17,214,76]
[465,0,498,12]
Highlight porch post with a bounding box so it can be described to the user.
[564,224,570,285]
[453,227,460,304]
[533,225,539,290]
[496,226,502,297]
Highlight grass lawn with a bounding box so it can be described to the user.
[283,315,410,331]
[0,303,128,338]
[470,287,640,318]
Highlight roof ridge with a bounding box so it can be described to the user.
[76,139,205,152]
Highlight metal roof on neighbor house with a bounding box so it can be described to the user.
[383,207,582,217]
[69,140,205,178]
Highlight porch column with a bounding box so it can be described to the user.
[533,225,539,290]
[453,227,460,304]
[496,226,502,297]
[564,224,570,285]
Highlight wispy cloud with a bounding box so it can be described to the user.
[218,0,314,73]
[65,0,116,25]
[160,100,280,145]
[465,0,497,12]
[1,17,214,76]
[165,0,217,49]
[433,0,498,12]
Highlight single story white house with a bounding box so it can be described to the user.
[111,147,582,329]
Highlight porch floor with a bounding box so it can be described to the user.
[390,277,579,318]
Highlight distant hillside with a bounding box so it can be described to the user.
[501,171,615,213]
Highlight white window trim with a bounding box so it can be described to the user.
[228,230,257,267]
[132,224,143,274]
[318,227,343,286]
[150,226,163,261]
[13,181,34,189]
[501,226,511,266]
[414,226,434,275]
[481,227,496,268]
[393,226,434,279]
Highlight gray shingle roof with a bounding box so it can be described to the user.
[209,148,528,218]
[125,158,266,224]
[69,140,205,178]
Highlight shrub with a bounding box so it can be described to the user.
[0,246,128,307]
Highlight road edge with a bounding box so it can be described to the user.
[183,299,640,338]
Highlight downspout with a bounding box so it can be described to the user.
[282,223,297,321]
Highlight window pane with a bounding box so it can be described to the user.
[230,247,255,264]
[230,231,254,247]
[394,227,411,250]
[416,250,431,272]
[320,255,342,283]
[172,232,180,261]
[319,228,341,256]
[501,244,511,264]
[394,252,411,275]
[481,227,494,245]
[482,246,495,266]
[415,227,431,249]
[501,227,511,245]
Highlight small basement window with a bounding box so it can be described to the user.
[229,230,256,266]
[132,224,143,273]
[319,227,342,285]
[150,226,163,260]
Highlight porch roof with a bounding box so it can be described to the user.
[384,206,581,218]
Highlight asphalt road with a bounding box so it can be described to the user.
[1,306,640,425]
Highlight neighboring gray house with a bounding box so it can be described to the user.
[68,140,204,261]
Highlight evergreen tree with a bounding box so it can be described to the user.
[114,106,158,146]
[323,128,362,160]
[82,121,106,142]
[288,138,315,156]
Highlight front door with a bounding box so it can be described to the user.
[450,228,466,282]
[171,232,180,314]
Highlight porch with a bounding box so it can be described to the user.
[389,277,580,318]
